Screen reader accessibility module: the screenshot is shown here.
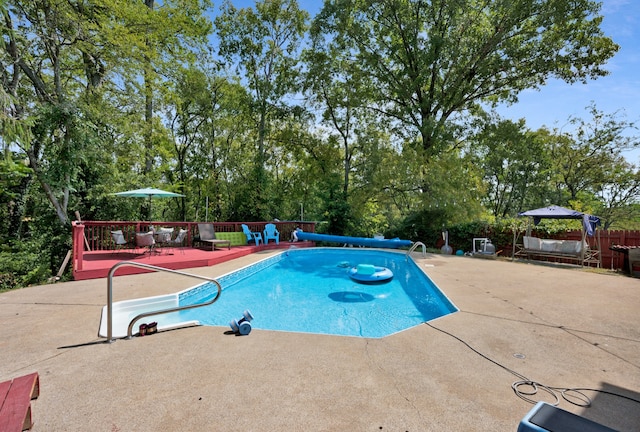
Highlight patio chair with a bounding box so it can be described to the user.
[110,230,133,254]
[135,231,156,255]
[241,224,263,245]
[167,228,188,254]
[263,223,279,245]
[153,227,174,252]
[197,223,231,251]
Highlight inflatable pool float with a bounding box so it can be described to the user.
[349,264,393,283]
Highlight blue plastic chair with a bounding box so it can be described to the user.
[241,224,263,245]
[263,223,279,245]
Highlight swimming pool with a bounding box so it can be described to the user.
[100,248,457,338]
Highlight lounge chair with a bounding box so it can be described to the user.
[241,224,263,245]
[263,223,279,245]
[197,223,231,251]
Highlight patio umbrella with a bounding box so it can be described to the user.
[113,187,184,221]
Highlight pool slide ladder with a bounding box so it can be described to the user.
[106,261,222,342]
[406,241,427,260]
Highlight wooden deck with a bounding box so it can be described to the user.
[73,242,315,280]
[0,372,39,432]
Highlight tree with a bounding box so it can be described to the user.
[215,0,308,219]
[1,0,102,226]
[0,0,212,226]
[0,150,32,239]
[303,31,374,198]
[302,39,387,234]
[165,66,211,221]
[314,0,618,157]
[548,104,639,227]
[551,104,637,200]
[136,0,212,178]
[164,61,255,222]
[471,116,553,217]
[596,159,640,229]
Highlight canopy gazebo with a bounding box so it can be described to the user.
[512,205,601,267]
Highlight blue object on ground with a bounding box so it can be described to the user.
[517,401,617,432]
[229,310,254,335]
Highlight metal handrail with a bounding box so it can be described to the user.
[406,241,427,260]
[107,261,222,342]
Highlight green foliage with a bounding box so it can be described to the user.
[468,104,640,227]
[489,217,529,249]
[394,215,589,254]
[548,104,640,227]
[469,115,554,217]
[323,195,352,236]
[0,0,636,291]
[0,238,51,291]
[351,201,390,238]
[314,0,618,153]
[215,0,309,220]
[445,222,487,252]
[390,208,450,245]
[0,153,31,199]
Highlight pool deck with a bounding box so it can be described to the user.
[1,251,639,431]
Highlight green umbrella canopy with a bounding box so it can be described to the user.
[113,187,184,199]
[113,187,184,220]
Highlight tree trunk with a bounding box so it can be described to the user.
[254,106,267,219]
[6,174,33,240]
[144,0,154,176]
[26,145,70,226]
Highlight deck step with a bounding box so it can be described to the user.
[0,372,40,432]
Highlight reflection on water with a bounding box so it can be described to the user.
[328,291,375,303]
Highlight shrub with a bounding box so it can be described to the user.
[0,239,51,291]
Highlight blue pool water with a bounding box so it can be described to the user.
[174,248,457,338]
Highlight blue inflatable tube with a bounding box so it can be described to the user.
[349,265,393,283]
[296,232,412,249]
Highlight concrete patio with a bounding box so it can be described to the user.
[1,252,638,431]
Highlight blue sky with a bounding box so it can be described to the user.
[219,0,639,163]
[494,0,640,164]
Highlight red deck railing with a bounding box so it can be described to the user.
[72,220,316,273]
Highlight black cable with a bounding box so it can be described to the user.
[424,322,640,408]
